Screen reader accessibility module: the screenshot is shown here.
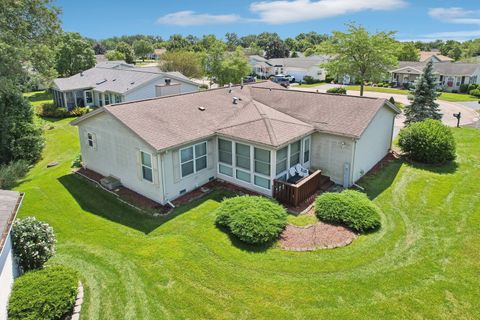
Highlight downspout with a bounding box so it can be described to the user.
[350,138,357,187]
[159,151,168,206]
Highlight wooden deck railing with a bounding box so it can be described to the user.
[273,170,322,207]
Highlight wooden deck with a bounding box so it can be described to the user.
[273,170,326,208]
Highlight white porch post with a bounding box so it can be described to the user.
[73,91,78,107]
[63,92,67,109]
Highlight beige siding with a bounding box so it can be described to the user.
[78,112,165,204]
[310,132,355,185]
[353,105,396,182]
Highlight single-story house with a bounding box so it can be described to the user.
[419,51,454,63]
[0,190,22,320]
[71,82,400,205]
[52,62,199,110]
[147,48,167,60]
[390,61,480,91]
[248,55,330,81]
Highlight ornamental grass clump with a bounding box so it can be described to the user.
[315,190,381,233]
[398,119,456,164]
[215,196,288,244]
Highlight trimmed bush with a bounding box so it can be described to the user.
[34,103,90,118]
[0,160,29,189]
[215,196,288,244]
[71,154,82,168]
[326,87,347,94]
[469,88,480,97]
[11,217,56,272]
[8,266,78,320]
[398,119,456,164]
[303,75,315,84]
[315,190,381,233]
[467,84,478,92]
[459,84,469,94]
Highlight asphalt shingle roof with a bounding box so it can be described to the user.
[393,61,480,76]
[73,81,396,151]
[0,190,21,251]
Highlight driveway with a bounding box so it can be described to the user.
[291,84,479,136]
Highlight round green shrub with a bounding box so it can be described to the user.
[315,190,381,233]
[326,87,347,94]
[8,266,78,320]
[215,196,288,244]
[12,217,56,272]
[398,119,456,164]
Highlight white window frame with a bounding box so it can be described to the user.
[303,137,311,167]
[179,141,207,178]
[218,138,233,177]
[140,151,154,183]
[104,93,110,105]
[275,146,288,179]
[253,147,271,190]
[85,90,93,105]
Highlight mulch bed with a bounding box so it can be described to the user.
[280,222,356,251]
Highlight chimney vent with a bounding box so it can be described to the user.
[165,78,171,85]
[232,97,238,104]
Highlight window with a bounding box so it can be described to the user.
[290,141,301,167]
[254,148,270,176]
[236,143,250,170]
[141,151,153,182]
[87,133,94,148]
[115,95,122,103]
[254,175,270,189]
[303,138,310,163]
[276,146,288,176]
[104,93,110,105]
[236,169,250,183]
[219,164,233,177]
[218,139,232,165]
[85,91,93,104]
[180,141,207,178]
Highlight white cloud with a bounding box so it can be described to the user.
[423,29,480,39]
[157,11,241,26]
[249,0,407,24]
[428,7,480,25]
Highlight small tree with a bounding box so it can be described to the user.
[11,217,56,273]
[105,50,126,61]
[133,39,154,61]
[265,39,289,59]
[116,42,135,64]
[403,60,442,125]
[216,47,251,86]
[160,51,204,78]
[55,32,96,77]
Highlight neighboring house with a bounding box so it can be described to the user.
[0,190,22,320]
[390,61,480,91]
[419,51,454,63]
[248,55,330,81]
[52,62,199,110]
[147,48,167,60]
[71,82,400,205]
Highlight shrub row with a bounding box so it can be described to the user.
[315,190,381,233]
[34,103,90,118]
[326,87,347,94]
[215,196,288,244]
[459,83,479,94]
[8,266,78,320]
[398,119,456,164]
[0,161,30,190]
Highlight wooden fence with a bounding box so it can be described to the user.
[272,170,322,207]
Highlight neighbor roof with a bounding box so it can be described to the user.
[268,55,330,69]
[72,81,398,151]
[0,190,22,251]
[53,65,198,93]
[392,61,480,76]
[419,51,453,62]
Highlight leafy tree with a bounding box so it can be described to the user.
[256,32,281,49]
[116,41,135,64]
[239,34,258,48]
[203,42,227,79]
[93,42,106,54]
[133,39,154,61]
[55,32,96,77]
[404,60,442,125]
[11,217,56,272]
[447,45,462,61]
[265,39,289,59]
[216,47,251,86]
[160,51,204,78]
[0,0,60,92]
[396,42,420,61]
[225,32,240,51]
[243,43,263,56]
[285,37,298,51]
[440,40,461,56]
[0,91,45,164]
[166,34,191,51]
[105,50,126,61]
[291,51,299,58]
[319,23,398,96]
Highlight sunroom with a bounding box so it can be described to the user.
[215,135,317,200]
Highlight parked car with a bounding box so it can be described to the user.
[284,75,295,83]
[271,75,290,86]
[243,76,256,83]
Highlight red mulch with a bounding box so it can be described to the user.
[280,220,356,251]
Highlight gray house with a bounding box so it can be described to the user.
[52,62,199,110]
[249,55,330,81]
[71,82,399,206]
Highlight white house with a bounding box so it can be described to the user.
[52,62,199,110]
[71,82,399,206]
[249,55,330,81]
[0,190,22,320]
[390,61,480,91]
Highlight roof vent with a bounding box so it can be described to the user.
[228,89,232,93]
[198,106,206,111]
[130,81,135,85]
[232,97,238,104]
[80,72,83,76]
[165,78,171,85]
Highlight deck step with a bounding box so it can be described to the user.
[318,175,334,191]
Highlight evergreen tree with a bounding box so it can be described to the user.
[404,61,442,125]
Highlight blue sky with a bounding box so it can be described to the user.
[56,0,480,41]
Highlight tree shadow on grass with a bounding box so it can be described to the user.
[215,224,273,253]
[58,173,213,234]
[358,159,404,200]
[404,160,458,175]
[27,91,51,102]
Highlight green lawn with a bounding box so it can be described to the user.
[14,118,480,319]
[295,81,325,88]
[346,85,479,102]
[24,90,53,107]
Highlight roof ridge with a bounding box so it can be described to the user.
[251,86,382,100]
[251,101,277,146]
